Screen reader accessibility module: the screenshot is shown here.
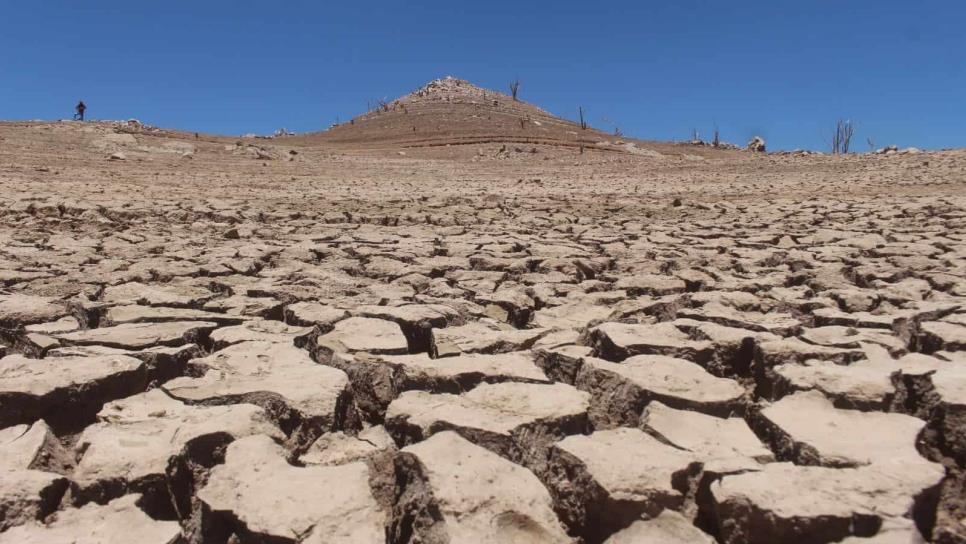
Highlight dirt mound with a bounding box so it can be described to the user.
[294,77,624,151]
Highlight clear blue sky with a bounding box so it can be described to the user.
[2,0,963,150]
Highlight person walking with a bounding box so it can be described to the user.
[74,101,87,121]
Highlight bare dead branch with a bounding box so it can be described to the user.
[509,79,520,101]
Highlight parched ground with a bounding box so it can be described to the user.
[1,116,965,544]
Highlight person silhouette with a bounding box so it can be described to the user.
[74,101,87,121]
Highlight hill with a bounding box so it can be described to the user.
[294,77,654,153]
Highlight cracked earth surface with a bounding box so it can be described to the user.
[1,119,965,543]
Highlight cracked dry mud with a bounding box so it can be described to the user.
[2,96,966,544]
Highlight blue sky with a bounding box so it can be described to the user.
[2,0,963,150]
